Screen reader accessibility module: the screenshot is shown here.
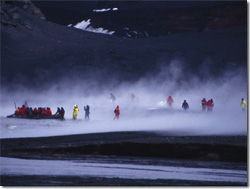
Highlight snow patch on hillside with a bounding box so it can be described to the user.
[69,19,115,35]
[93,7,118,12]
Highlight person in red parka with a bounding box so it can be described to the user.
[19,105,27,115]
[201,98,207,111]
[114,105,120,120]
[167,96,174,107]
[46,107,52,116]
[33,108,39,117]
[207,99,214,112]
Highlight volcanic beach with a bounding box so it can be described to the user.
[1,131,247,186]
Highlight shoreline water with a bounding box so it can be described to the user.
[1,156,247,186]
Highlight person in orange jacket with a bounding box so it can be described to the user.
[113,105,120,120]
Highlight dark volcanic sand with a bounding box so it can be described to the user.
[1,175,246,186]
[1,131,247,162]
[1,131,247,186]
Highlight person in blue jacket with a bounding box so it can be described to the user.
[182,100,189,110]
[84,105,90,120]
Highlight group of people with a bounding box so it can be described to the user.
[55,107,65,118]
[15,96,246,121]
[15,105,53,117]
[201,98,214,111]
[167,96,190,111]
[72,105,90,120]
[13,104,65,118]
[171,97,213,111]
[72,97,247,120]
[72,104,120,121]
[172,96,246,112]
[111,93,136,103]
[167,96,190,110]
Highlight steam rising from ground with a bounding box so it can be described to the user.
[0,59,247,138]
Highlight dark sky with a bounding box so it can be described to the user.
[33,1,226,12]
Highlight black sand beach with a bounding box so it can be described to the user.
[0,131,247,186]
[1,131,247,162]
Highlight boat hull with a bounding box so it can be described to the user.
[6,114,64,120]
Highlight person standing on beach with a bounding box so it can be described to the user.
[241,98,246,112]
[61,107,65,119]
[84,105,90,121]
[114,105,120,120]
[110,93,116,102]
[201,98,207,111]
[167,96,174,107]
[73,105,79,120]
[182,100,189,110]
[207,99,214,112]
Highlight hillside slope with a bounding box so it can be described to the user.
[1,1,247,89]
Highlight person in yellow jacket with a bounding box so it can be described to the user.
[241,98,246,112]
[73,105,79,120]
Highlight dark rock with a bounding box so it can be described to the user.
[12,12,20,21]
[1,18,16,27]
[22,0,46,20]
[0,0,46,25]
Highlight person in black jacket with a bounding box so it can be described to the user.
[60,107,65,118]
